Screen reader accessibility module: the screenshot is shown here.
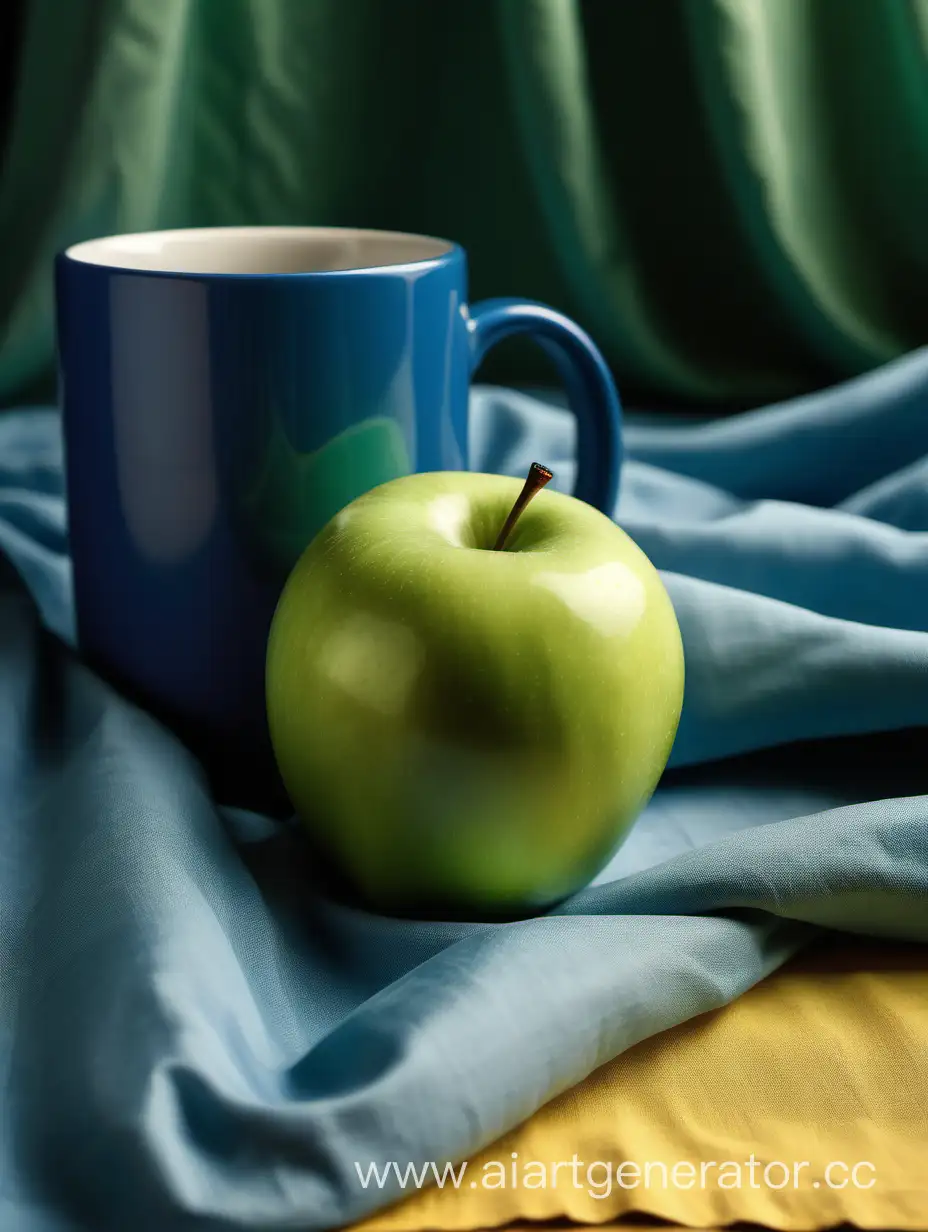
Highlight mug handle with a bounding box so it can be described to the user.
[467,298,623,513]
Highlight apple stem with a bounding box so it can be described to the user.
[492,462,554,551]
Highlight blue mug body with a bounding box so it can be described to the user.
[56,227,623,808]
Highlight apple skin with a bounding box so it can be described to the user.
[266,471,684,918]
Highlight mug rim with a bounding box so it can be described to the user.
[59,225,463,279]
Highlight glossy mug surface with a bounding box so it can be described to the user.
[56,227,623,807]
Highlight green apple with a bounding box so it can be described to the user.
[265,465,684,918]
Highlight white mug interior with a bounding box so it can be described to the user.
[64,226,454,275]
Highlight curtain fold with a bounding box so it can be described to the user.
[688,0,923,368]
[0,0,925,407]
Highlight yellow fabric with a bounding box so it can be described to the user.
[356,937,928,1231]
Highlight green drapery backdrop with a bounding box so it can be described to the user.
[0,0,926,409]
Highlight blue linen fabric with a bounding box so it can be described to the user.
[1,351,927,1231]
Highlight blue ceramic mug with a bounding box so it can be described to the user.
[56,226,623,806]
